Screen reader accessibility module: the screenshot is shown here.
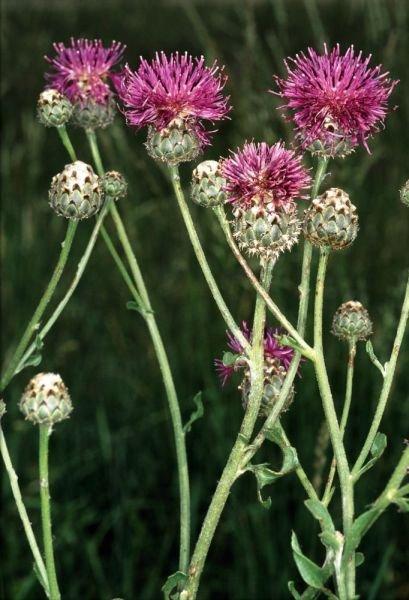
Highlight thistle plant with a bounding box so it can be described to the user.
[2,37,408,600]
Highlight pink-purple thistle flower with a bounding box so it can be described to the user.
[222,142,311,210]
[274,44,398,156]
[116,51,230,147]
[45,38,125,105]
[215,323,295,386]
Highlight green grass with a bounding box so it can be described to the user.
[1,1,408,598]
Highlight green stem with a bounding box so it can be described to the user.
[1,221,78,391]
[16,202,114,373]
[352,272,409,479]
[322,339,356,506]
[313,247,354,598]
[170,165,249,352]
[39,425,60,600]
[181,265,273,600]
[57,126,77,162]
[0,425,49,595]
[85,131,191,573]
[214,207,313,359]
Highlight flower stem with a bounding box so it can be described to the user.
[181,264,273,599]
[0,424,50,595]
[39,425,60,600]
[352,271,409,479]
[313,247,354,598]
[169,165,249,352]
[85,131,191,573]
[1,220,78,392]
[16,201,114,373]
[57,126,76,162]
[322,339,356,506]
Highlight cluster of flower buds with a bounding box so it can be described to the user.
[19,373,72,426]
[331,301,373,342]
[303,188,358,250]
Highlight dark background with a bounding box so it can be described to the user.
[1,0,408,598]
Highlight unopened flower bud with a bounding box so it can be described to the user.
[233,203,301,262]
[331,301,373,342]
[400,180,409,208]
[37,89,73,128]
[100,171,128,200]
[146,118,201,165]
[191,160,227,208]
[72,97,116,130]
[303,188,358,250]
[49,161,103,220]
[19,373,72,425]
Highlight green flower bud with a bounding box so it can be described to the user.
[146,119,201,165]
[400,180,409,208]
[303,187,358,250]
[49,161,103,220]
[37,89,73,128]
[191,160,227,208]
[100,171,128,200]
[331,301,373,342]
[72,97,116,130]
[19,373,72,425]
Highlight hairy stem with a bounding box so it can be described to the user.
[0,425,49,595]
[39,425,60,600]
[86,131,191,572]
[322,339,356,506]
[181,264,273,599]
[1,221,78,391]
[56,126,76,162]
[170,165,249,352]
[313,247,354,598]
[352,272,409,478]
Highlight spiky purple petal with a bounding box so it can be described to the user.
[274,44,398,152]
[222,142,311,209]
[45,38,125,105]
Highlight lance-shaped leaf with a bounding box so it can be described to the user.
[291,531,327,589]
[356,432,387,479]
[342,508,380,565]
[183,391,204,433]
[305,499,335,534]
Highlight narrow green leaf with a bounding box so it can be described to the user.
[34,335,44,350]
[161,571,187,599]
[305,499,335,533]
[355,552,365,567]
[365,340,385,377]
[250,444,298,508]
[15,353,42,374]
[126,300,153,316]
[393,496,409,513]
[183,392,204,433]
[357,432,387,478]
[291,531,326,589]
[343,509,379,563]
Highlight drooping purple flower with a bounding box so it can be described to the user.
[274,44,398,155]
[116,51,231,146]
[45,38,125,105]
[221,142,311,209]
[215,323,296,386]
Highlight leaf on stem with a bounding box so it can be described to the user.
[291,531,327,588]
[161,571,188,599]
[342,508,380,565]
[304,499,335,533]
[183,392,204,433]
[126,300,153,317]
[356,432,387,479]
[250,444,299,508]
[365,340,386,377]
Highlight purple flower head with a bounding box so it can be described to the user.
[215,323,296,386]
[221,142,311,210]
[116,51,231,146]
[45,38,125,105]
[274,44,398,154]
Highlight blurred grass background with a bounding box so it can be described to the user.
[1,0,408,598]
